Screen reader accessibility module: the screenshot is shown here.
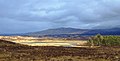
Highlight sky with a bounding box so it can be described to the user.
[0,0,120,34]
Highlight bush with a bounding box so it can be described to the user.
[88,34,120,46]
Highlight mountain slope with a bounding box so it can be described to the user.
[27,27,120,36]
[27,28,89,36]
[82,28,120,35]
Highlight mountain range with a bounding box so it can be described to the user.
[26,27,120,37]
[1,27,120,36]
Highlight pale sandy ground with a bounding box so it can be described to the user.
[0,36,88,47]
[9,39,87,47]
[14,40,87,47]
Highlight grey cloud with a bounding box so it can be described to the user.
[0,0,120,33]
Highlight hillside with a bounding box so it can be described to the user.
[1,28,120,37]
[27,28,88,36]
[82,28,120,35]
[0,39,24,46]
[27,28,120,37]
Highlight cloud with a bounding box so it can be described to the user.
[0,0,120,33]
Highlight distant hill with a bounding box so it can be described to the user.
[27,28,89,36]
[1,27,120,37]
[82,28,120,35]
[26,27,120,37]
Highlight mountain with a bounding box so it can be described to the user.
[27,28,89,36]
[1,27,120,36]
[26,27,120,37]
[82,28,120,35]
[0,33,28,36]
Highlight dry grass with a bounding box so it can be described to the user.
[0,39,120,61]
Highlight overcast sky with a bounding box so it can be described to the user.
[0,0,120,34]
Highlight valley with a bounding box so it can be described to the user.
[0,28,120,61]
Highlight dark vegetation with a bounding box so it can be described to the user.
[1,39,120,61]
[88,34,120,46]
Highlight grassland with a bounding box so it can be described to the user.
[0,39,120,61]
[0,36,87,47]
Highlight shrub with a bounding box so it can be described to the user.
[88,34,120,46]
